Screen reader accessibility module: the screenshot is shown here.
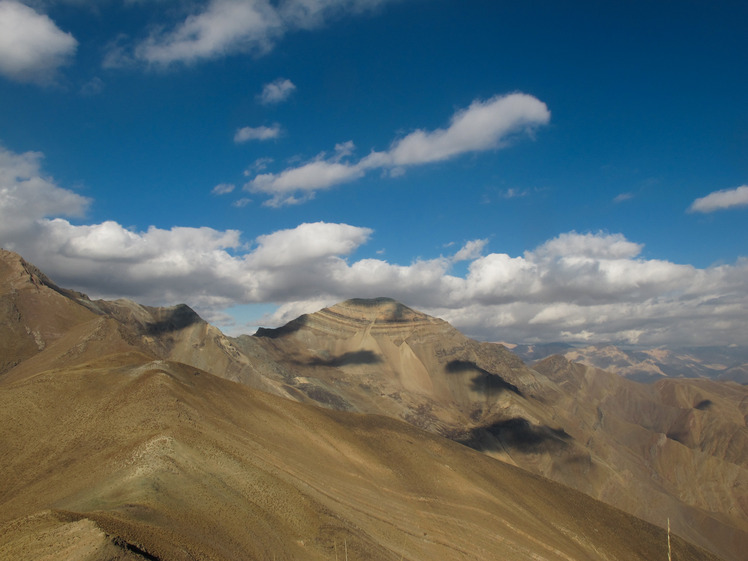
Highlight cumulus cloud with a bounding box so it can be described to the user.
[234,124,282,142]
[0,146,90,239]
[243,230,748,347]
[532,231,642,260]
[689,185,748,213]
[3,144,748,347]
[245,93,550,206]
[0,0,77,84]
[258,77,296,104]
[248,221,372,268]
[131,0,399,66]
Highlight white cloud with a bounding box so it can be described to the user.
[0,0,77,84]
[500,188,529,199]
[386,94,550,166]
[244,157,274,175]
[248,158,365,206]
[614,192,634,203]
[0,146,90,240]
[234,124,282,142]
[689,185,748,213]
[4,144,748,347]
[532,231,642,260]
[245,93,550,205]
[132,0,399,66]
[231,197,251,207]
[34,219,248,307]
[452,239,488,262]
[258,77,296,104]
[278,0,398,29]
[212,183,235,195]
[247,222,372,268]
[135,0,282,65]
[333,140,355,160]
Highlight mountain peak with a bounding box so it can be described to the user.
[254,297,446,340]
[0,248,87,301]
[327,297,431,324]
[1,248,53,291]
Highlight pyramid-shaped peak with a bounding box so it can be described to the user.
[254,298,448,339]
[326,297,435,324]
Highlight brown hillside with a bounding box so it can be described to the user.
[0,249,99,374]
[248,298,748,561]
[0,250,741,560]
[0,358,721,561]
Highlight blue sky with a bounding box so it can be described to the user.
[1,0,747,346]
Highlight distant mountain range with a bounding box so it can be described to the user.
[504,342,748,383]
[1,249,744,561]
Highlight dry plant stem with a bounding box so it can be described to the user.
[668,518,672,561]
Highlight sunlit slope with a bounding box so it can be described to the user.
[249,298,542,426]
[532,356,748,561]
[0,249,100,374]
[249,298,748,561]
[0,250,741,560]
[0,358,720,561]
[0,248,291,397]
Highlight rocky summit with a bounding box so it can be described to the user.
[0,249,744,561]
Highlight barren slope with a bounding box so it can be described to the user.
[0,249,99,374]
[250,298,540,428]
[532,356,748,561]
[0,249,289,398]
[249,298,748,561]
[0,357,720,561]
[510,342,748,382]
[0,251,742,560]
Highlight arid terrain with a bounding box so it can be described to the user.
[507,343,748,383]
[1,248,745,561]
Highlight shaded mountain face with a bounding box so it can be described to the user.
[0,249,743,561]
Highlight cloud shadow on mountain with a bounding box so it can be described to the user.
[695,399,713,410]
[457,417,571,453]
[145,305,203,336]
[445,360,523,396]
[308,350,383,367]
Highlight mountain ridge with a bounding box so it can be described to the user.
[507,341,748,383]
[242,295,748,561]
[1,355,719,561]
[0,248,745,561]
